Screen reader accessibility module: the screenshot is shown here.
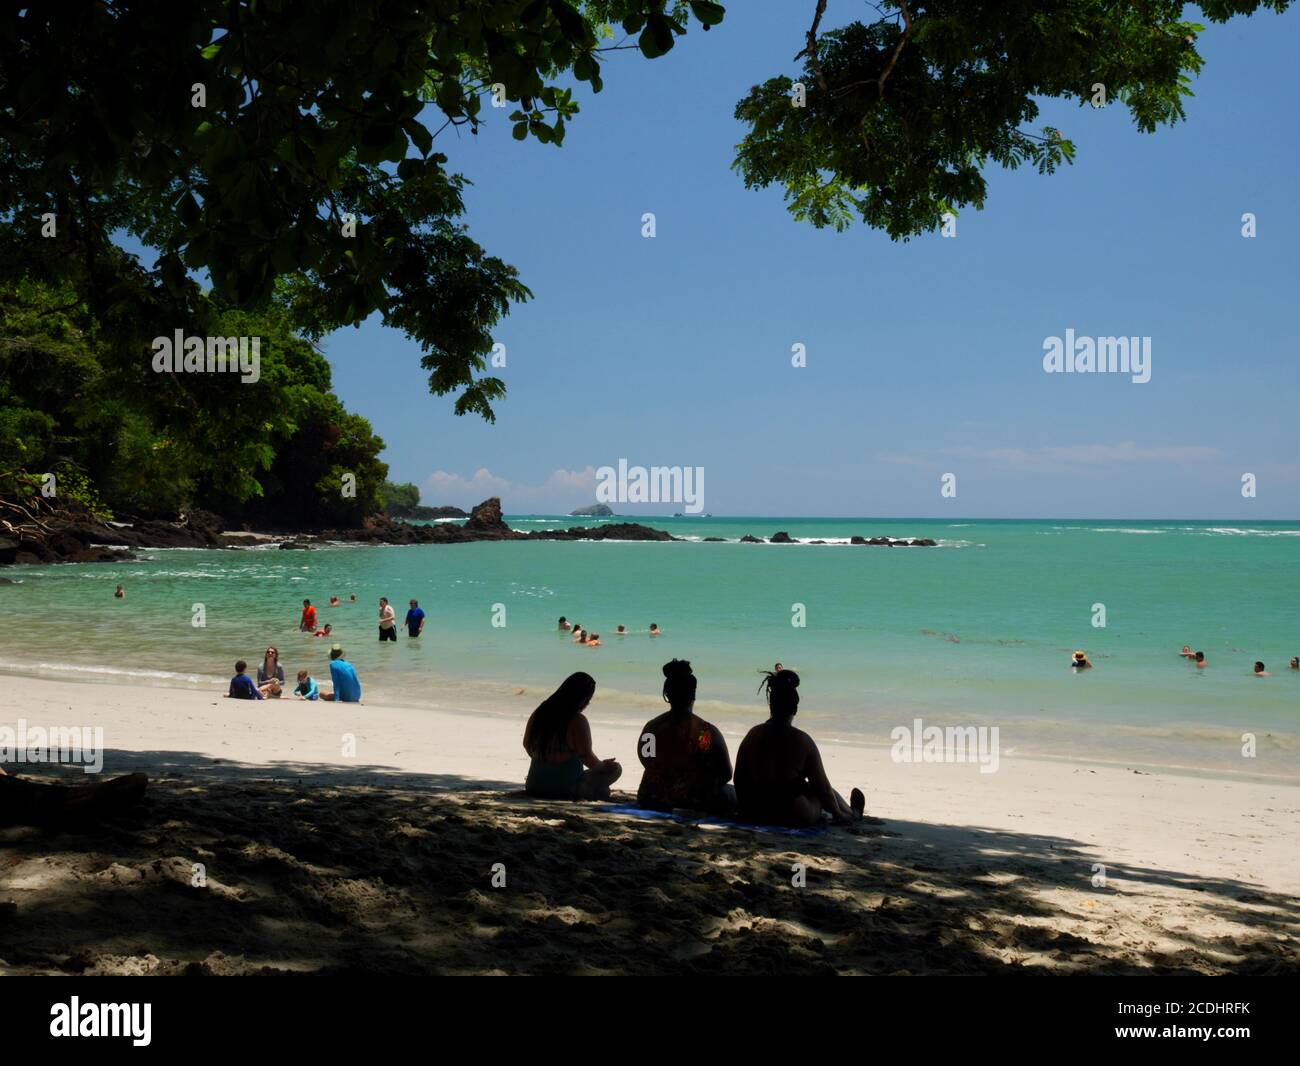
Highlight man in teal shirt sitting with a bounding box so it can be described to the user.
[323,645,361,703]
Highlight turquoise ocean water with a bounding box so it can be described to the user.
[1,516,1297,779]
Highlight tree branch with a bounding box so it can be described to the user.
[795,0,830,93]
[877,1,913,95]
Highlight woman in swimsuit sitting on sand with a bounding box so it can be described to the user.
[636,659,735,814]
[734,668,864,827]
[522,672,622,801]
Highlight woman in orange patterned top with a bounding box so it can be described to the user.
[635,659,735,814]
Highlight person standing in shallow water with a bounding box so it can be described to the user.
[378,597,397,642]
[636,659,735,814]
[522,672,621,800]
[734,669,864,827]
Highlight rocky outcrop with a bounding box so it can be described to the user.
[569,504,614,517]
[532,523,674,542]
[387,503,468,519]
[463,496,511,533]
[2,491,941,565]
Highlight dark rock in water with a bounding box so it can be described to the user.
[64,547,126,563]
[913,538,937,546]
[532,523,675,542]
[770,531,795,543]
[867,537,891,546]
[850,536,868,545]
[278,542,312,550]
[464,496,510,533]
[702,537,726,542]
[809,539,826,544]
[569,503,614,517]
[0,576,15,584]
[739,535,763,543]
[0,537,18,565]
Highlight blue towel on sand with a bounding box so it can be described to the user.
[600,803,829,839]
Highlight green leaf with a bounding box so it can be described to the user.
[689,1,726,27]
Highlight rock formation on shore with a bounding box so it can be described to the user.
[0,494,943,565]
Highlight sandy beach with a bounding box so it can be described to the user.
[1,675,1296,976]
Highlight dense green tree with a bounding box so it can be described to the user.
[733,1,1292,238]
[0,274,387,526]
[381,481,422,513]
[0,1,725,421]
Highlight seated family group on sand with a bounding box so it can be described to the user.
[226,645,361,703]
[522,661,865,828]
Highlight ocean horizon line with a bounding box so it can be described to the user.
[495,513,1300,523]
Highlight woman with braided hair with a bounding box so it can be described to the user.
[734,668,865,827]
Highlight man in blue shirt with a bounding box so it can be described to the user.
[324,645,361,703]
[228,661,263,700]
[405,599,426,638]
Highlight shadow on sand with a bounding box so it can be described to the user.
[1,752,1296,975]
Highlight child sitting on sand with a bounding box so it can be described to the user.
[227,661,263,700]
[293,670,319,701]
[522,672,621,800]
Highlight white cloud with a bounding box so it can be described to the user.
[421,466,599,513]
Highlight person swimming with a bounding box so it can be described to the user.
[573,629,587,644]
[636,660,735,814]
[558,616,571,631]
[114,584,124,599]
[1071,650,1093,669]
[522,672,621,800]
[313,623,333,637]
[616,625,626,635]
[586,633,602,647]
[649,623,661,636]
[1254,661,1271,676]
[1290,656,1298,670]
[1195,651,1207,668]
[1180,645,1196,658]
[733,669,864,827]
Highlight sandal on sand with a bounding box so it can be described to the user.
[850,788,866,820]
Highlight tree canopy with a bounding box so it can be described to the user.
[733,1,1293,238]
[0,1,724,421]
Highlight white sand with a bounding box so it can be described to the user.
[2,675,1297,975]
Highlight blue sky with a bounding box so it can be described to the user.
[320,2,1300,519]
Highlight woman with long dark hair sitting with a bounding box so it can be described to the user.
[636,659,735,813]
[523,672,622,800]
[734,668,864,826]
